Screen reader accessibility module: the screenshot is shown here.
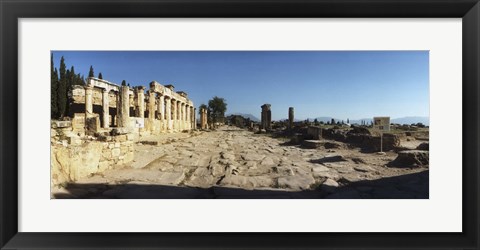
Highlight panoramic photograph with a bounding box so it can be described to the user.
[50,51,429,199]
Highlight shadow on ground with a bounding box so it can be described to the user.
[53,170,428,199]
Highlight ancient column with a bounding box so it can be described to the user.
[190,106,194,130]
[171,98,177,131]
[288,107,294,129]
[176,100,181,131]
[186,105,190,130]
[182,103,186,130]
[85,85,93,118]
[261,104,272,131]
[136,86,145,118]
[117,85,130,128]
[102,89,109,128]
[179,102,183,131]
[158,94,165,131]
[166,96,172,131]
[148,90,155,131]
[200,107,207,129]
[194,108,197,129]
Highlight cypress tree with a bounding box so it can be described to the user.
[76,73,83,85]
[65,66,76,116]
[50,54,58,118]
[80,75,85,85]
[88,65,95,78]
[57,56,67,118]
[98,72,103,79]
[121,80,126,86]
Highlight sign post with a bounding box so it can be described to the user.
[373,117,390,154]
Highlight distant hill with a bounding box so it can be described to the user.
[226,113,260,122]
[307,116,429,126]
[391,116,429,126]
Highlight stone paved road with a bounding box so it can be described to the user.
[54,126,428,199]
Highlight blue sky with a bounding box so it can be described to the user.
[52,51,429,121]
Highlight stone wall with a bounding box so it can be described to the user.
[307,126,322,140]
[322,128,401,151]
[51,124,135,186]
[98,134,135,169]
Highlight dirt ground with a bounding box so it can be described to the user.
[52,126,428,199]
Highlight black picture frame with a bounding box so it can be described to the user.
[1,0,479,249]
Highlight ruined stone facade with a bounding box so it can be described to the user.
[72,77,195,135]
[52,77,197,186]
[261,104,272,131]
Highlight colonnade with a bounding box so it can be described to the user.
[84,78,196,133]
[147,81,195,132]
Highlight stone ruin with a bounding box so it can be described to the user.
[71,78,196,135]
[51,77,197,186]
[260,104,272,131]
[288,107,294,129]
[200,107,208,129]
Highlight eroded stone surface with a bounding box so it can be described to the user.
[53,126,429,199]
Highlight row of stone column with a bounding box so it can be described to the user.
[147,90,194,132]
[86,85,195,132]
[85,84,131,129]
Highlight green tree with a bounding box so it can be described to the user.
[121,80,126,86]
[98,72,103,79]
[50,54,58,118]
[314,118,319,125]
[75,73,83,86]
[65,66,77,116]
[347,118,350,124]
[207,96,227,125]
[88,65,95,78]
[79,75,86,85]
[57,56,67,118]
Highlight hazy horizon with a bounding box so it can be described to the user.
[52,51,429,121]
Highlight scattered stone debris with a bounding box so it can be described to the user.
[389,150,429,167]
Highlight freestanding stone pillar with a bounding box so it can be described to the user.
[194,108,197,129]
[102,89,109,128]
[190,106,194,129]
[117,85,130,128]
[148,90,155,131]
[288,107,294,129]
[136,87,145,118]
[200,107,207,129]
[261,104,272,131]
